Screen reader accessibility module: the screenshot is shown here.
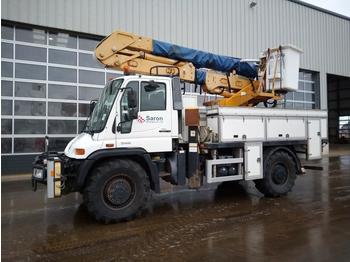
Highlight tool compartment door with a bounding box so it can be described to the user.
[219,116,265,142]
[244,142,263,180]
[307,119,322,160]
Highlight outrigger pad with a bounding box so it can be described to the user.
[152,40,258,79]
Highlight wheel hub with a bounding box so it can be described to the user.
[103,175,135,209]
[272,164,288,185]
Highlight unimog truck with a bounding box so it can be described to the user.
[32,31,327,223]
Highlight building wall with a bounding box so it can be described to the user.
[1,23,123,173]
[2,0,350,110]
[1,0,350,173]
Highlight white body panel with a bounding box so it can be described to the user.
[321,118,328,139]
[307,119,322,160]
[266,118,306,140]
[220,116,265,142]
[244,142,263,180]
[207,107,327,145]
[64,133,104,159]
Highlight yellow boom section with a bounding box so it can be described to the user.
[95,31,282,107]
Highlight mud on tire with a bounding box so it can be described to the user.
[254,150,297,197]
[83,159,150,224]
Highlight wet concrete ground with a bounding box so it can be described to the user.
[2,152,350,261]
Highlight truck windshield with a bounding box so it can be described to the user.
[84,79,124,134]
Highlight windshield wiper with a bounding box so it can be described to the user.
[82,126,94,136]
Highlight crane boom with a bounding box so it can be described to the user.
[95,31,284,107]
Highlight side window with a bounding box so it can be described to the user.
[120,81,139,133]
[140,82,166,111]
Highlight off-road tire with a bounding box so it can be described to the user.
[254,150,297,197]
[83,159,150,223]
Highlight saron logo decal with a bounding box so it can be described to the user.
[137,115,145,123]
[137,115,164,124]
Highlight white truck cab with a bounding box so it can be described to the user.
[64,75,178,160]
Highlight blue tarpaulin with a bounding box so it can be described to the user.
[196,69,207,85]
[152,40,258,82]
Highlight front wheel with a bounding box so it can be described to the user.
[254,150,297,197]
[84,159,150,223]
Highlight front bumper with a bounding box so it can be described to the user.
[32,152,63,198]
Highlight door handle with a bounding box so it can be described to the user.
[159,129,171,133]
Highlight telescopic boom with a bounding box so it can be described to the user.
[95,31,291,107]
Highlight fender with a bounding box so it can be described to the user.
[77,147,160,193]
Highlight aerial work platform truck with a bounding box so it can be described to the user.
[32,31,327,223]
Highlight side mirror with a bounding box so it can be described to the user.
[127,89,137,108]
[89,100,97,115]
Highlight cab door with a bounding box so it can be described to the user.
[116,79,173,152]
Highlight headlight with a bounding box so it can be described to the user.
[33,168,44,179]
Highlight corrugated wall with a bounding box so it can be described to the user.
[2,0,350,108]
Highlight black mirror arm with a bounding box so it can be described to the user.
[129,108,138,120]
[116,121,122,133]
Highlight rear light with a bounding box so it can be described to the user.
[75,148,85,155]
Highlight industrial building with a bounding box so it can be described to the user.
[1,0,350,173]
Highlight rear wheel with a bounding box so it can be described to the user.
[84,159,150,223]
[255,150,297,197]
